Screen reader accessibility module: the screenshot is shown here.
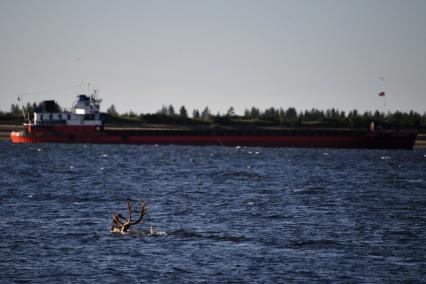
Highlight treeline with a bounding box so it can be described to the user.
[0,102,62,120]
[106,104,426,129]
[2,102,425,129]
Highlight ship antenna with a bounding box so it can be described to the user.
[17,94,30,123]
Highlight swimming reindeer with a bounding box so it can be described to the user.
[111,200,148,233]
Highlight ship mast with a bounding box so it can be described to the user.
[17,94,32,124]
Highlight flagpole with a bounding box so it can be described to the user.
[378,76,387,115]
[384,94,387,113]
[378,91,387,118]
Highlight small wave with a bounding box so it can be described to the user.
[395,179,423,184]
[223,170,266,181]
[169,229,201,239]
[292,186,324,193]
[169,229,248,243]
[290,239,341,250]
[265,213,286,219]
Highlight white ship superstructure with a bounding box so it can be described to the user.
[32,89,102,126]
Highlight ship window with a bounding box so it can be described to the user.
[67,114,71,120]
[78,95,89,101]
[58,114,62,120]
[40,114,43,120]
[49,114,53,120]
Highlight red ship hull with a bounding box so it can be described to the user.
[10,125,417,149]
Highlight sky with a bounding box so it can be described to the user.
[0,0,425,115]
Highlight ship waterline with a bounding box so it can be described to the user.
[10,124,417,149]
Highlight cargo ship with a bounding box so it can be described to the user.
[10,92,417,149]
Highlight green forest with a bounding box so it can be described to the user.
[1,102,425,129]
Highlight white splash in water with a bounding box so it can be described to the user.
[150,230,167,237]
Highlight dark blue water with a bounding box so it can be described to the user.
[1,142,425,283]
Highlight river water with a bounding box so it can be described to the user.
[1,142,425,283]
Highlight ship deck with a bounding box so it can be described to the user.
[103,125,372,137]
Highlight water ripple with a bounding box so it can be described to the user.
[0,142,425,282]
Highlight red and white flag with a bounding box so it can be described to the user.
[378,91,385,97]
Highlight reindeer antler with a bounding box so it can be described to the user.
[112,213,125,226]
[129,200,148,225]
[111,200,148,233]
[127,200,133,222]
